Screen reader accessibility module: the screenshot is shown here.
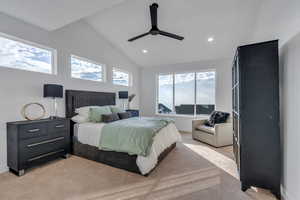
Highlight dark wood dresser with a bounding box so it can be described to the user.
[7,118,70,176]
[232,40,281,199]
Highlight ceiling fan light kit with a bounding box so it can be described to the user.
[128,3,184,42]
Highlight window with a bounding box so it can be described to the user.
[113,68,131,86]
[157,71,216,116]
[196,72,215,113]
[71,55,105,82]
[0,33,55,74]
[175,73,195,115]
[158,74,174,114]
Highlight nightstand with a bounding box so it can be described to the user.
[126,109,140,117]
[7,118,70,176]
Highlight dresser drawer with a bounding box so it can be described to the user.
[48,120,67,133]
[19,123,47,140]
[20,136,67,161]
[24,149,66,169]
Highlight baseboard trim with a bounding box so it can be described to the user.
[179,131,192,134]
[281,185,296,200]
[0,166,8,174]
[281,185,287,200]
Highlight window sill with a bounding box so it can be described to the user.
[113,84,131,87]
[156,113,209,119]
[71,77,105,83]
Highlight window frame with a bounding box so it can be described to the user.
[156,69,216,117]
[0,32,57,75]
[70,54,106,82]
[156,73,175,115]
[112,67,132,87]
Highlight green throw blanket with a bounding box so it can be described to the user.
[99,117,174,156]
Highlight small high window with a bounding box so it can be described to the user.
[112,68,131,86]
[71,55,105,82]
[0,33,56,74]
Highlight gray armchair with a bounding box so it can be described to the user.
[192,117,233,147]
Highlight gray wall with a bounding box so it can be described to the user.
[139,59,232,132]
[251,0,300,46]
[251,1,300,199]
[280,33,300,200]
[0,13,140,173]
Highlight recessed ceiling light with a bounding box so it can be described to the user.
[208,37,214,42]
[142,49,148,53]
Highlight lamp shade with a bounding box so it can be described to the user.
[118,91,128,99]
[44,84,63,98]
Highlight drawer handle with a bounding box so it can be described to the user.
[28,129,40,133]
[55,125,65,128]
[27,137,65,148]
[27,149,65,162]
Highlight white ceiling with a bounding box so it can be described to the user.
[0,0,263,67]
[87,0,262,67]
[0,0,126,30]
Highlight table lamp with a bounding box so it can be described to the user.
[44,84,63,119]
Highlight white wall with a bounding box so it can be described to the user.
[252,0,300,46]
[251,1,300,199]
[280,33,300,200]
[0,13,140,173]
[139,59,232,132]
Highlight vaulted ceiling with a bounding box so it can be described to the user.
[0,0,127,30]
[87,0,262,67]
[0,0,263,67]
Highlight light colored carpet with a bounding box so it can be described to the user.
[0,133,277,200]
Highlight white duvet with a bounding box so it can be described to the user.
[74,122,182,175]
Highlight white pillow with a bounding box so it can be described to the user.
[75,106,99,117]
[110,106,125,113]
[71,114,89,124]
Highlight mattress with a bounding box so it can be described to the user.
[74,122,182,175]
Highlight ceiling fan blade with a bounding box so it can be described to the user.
[128,32,150,42]
[159,30,184,41]
[150,3,158,27]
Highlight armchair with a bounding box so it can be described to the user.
[192,117,233,147]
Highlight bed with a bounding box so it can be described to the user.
[65,90,181,175]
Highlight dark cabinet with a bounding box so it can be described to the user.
[232,40,281,199]
[7,118,70,176]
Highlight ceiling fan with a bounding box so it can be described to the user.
[128,3,184,42]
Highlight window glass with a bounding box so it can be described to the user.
[0,35,53,74]
[71,55,104,82]
[157,71,216,116]
[158,74,174,114]
[175,73,195,115]
[196,71,216,114]
[113,68,130,86]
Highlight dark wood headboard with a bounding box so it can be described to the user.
[65,90,116,118]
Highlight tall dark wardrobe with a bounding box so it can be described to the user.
[232,40,281,199]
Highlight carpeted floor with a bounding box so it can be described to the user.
[0,133,277,200]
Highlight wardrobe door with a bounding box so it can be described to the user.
[237,41,280,198]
